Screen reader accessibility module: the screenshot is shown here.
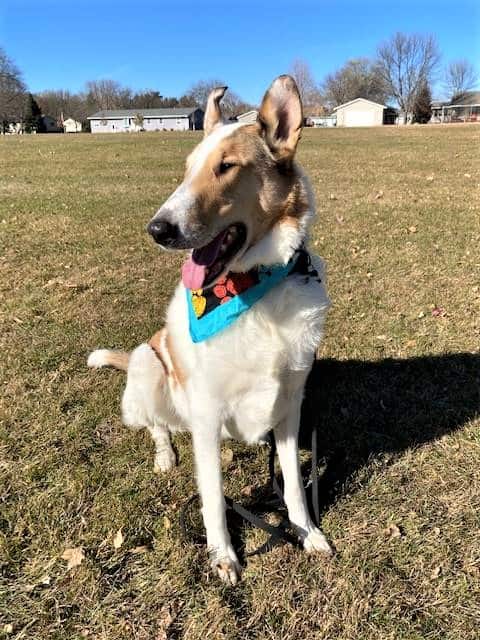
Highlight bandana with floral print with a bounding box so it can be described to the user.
[185,248,321,343]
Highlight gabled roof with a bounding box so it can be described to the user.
[333,97,386,111]
[448,91,480,107]
[237,110,258,118]
[87,107,201,120]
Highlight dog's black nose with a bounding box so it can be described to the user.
[147,220,178,245]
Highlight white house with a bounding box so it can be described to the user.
[88,107,204,133]
[333,98,396,127]
[308,115,337,127]
[63,118,82,133]
[236,110,258,124]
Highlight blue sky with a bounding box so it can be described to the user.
[2,0,479,102]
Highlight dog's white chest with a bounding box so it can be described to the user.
[166,254,330,442]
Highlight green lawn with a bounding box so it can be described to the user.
[1,125,479,639]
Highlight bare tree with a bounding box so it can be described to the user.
[376,32,441,123]
[288,59,322,110]
[323,58,389,108]
[36,89,87,122]
[444,60,478,101]
[186,79,252,118]
[85,79,131,111]
[0,47,26,132]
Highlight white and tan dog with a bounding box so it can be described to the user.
[88,75,332,585]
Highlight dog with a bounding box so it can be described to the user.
[88,75,332,585]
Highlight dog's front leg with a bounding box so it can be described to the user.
[190,409,241,585]
[274,394,333,556]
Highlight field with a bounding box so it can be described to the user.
[1,124,479,640]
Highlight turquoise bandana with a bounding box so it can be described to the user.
[185,248,321,343]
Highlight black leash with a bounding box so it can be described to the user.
[179,423,320,555]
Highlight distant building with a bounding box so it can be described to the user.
[41,115,63,133]
[236,110,258,125]
[63,118,82,133]
[88,107,204,133]
[432,91,480,123]
[333,98,397,127]
[307,115,337,128]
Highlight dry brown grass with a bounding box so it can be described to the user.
[1,125,479,639]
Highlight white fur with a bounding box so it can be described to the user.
[87,349,112,368]
[89,126,332,585]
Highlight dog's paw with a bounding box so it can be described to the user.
[209,546,241,586]
[302,527,334,557]
[153,447,176,473]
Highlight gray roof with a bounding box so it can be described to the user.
[449,91,480,107]
[88,107,201,120]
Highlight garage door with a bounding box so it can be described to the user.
[344,110,376,127]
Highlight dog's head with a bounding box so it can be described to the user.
[148,75,313,289]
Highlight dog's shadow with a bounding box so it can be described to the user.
[233,352,479,549]
[298,352,480,516]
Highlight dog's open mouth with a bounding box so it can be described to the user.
[181,223,247,290]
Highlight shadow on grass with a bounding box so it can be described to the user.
[189,353,479,558]
[298,352,480,516]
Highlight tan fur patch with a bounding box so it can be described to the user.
[148,329,168,375]
[166,331,186,387]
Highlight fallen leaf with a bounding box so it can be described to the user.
[4,623,13,634]
[426,175,435,181]
[464,173,471,178]
[431,306,446,317]
[61,546,85,570]
[383,524,402,538]
[156,603,177,640]
[329,193,337,200]
[431,565,442,579]
[163,516,171,530]
[113,529,124,549]
[408,225,417,233]
[241,485,254,497]
[335,214,345,224]
[221,447,234,466]
[374,190,384,199]
[129,545,149,554]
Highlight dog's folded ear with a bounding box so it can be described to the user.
[204,86,228,136]
[258,75,303,165]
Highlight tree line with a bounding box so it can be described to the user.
[290,33,477,123]
[1,32,477,132]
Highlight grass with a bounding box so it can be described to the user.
[1,124,479,639]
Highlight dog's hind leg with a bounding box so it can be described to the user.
[122,343,178,472]
[148,421,176,473]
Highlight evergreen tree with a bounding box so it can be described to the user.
[413,82,432,124]
[23,93,44,132]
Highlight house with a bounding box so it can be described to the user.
[41,115,63,133]
[434,91,480,123]
[236,110,258,124]
[307,115,336,128]
[333,98,397,127]
[63,118,82,133]
[88,107,204,133]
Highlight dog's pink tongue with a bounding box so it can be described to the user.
[181,258,206,290]
[181,229,229,290]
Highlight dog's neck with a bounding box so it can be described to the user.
[231,168,315,272]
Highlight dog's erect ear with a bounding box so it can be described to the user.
[203,86,228,136]
[257,75,303,164]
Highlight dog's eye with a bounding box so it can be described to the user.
[218,161,235,174]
